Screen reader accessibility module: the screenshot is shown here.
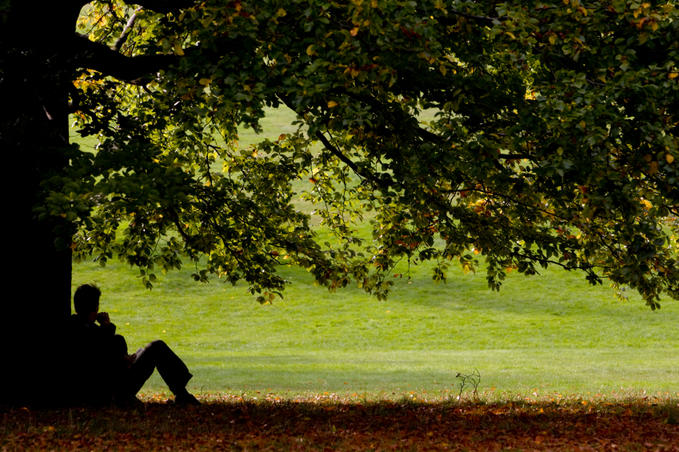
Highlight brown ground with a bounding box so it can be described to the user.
[3,395,679,451]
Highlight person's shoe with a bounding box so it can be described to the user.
[174,392,201,406]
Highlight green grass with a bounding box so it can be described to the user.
[72,258,679,398]
[70,108,679,399]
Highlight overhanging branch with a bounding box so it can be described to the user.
[73,0,200,80]
[73,32,179,82]
[315,132,373,182]
[127,0,197,14]
[446,10,501,24]
[338,90,445,145]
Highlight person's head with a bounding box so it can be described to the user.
[74,284,101,321]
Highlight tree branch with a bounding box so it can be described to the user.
[112,7,142,52]
[73,32,179,82]
[498,153,532,160]
[332,89,445,145]
[127,0,197,14]
[446,9,502,24]
[314,131,377,184]
[275,93,388,190]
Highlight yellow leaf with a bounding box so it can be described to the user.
[199,78,212,86]
[327,100,338,108]
[275,7,286,17]
[548,34,557,45]
[649,161,659,175]
[666,153,675,164]
[668,72,679,79]
[579,120,586,129]
[173,42,184,56]
[350,27,359,36]
[306,45,315,56]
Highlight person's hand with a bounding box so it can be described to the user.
[124,354,135,367]
[96,312,111,325]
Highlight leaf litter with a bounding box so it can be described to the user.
[2,392,679,451]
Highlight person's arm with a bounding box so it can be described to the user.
[96,312,116,335]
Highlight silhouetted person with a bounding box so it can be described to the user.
[67,284,200,407]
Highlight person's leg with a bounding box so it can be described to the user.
[124,340,198,404]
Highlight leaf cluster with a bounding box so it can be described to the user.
[61,0,679,307]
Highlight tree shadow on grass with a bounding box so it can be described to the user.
[3,397,678,450]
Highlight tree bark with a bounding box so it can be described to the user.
[1,2,77,405]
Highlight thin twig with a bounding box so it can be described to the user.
[112,7,142,53]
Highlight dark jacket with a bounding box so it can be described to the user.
[66,315,128,404]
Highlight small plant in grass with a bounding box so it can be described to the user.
[455,369,481,400]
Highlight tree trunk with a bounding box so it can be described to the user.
[1,99,75,406]
[1,73,74,405]
[1,3,77,405]
[1,0,181,404]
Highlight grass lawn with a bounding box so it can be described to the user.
[72,257,679,399]
[70,108,679,400]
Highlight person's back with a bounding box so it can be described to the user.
[66,284,127,405]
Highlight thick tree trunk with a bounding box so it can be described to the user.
[1,72,74,405]
[1,4,77,405]
[1,0,184,404]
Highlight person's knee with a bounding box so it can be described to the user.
[139,339,168,357]
[149,339,168,351]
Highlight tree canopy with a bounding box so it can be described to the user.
[5,0,679,309]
